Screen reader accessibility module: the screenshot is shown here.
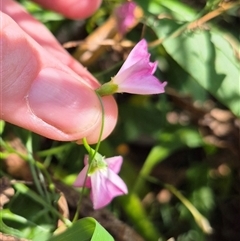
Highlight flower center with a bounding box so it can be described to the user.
[88,156,107,174]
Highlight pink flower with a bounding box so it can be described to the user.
[96,39,167,96]
[74,154,128,209]
[114,2,137,35]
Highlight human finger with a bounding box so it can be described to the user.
[2,0,99,89]
[33,0,102,19]
[1,13,117,142]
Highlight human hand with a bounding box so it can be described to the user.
[1,0,118,143]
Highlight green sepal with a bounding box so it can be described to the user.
[96,81,118,96]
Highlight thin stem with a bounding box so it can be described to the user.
[82,137,91,153]
[26,132,45,198]
[36,161,56,194]
[73,92,105,222]
[72,137,94,222]
[2,134,70,226]
[164,183,213,234]
[94,61,122,79]
[37,143,72,157]
[94,93,105,154]
[13,182,72,228]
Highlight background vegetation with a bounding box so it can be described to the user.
[1,0,239,240]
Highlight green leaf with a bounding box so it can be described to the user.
[1,209,51,240]
[135,0,197,21]
[91,218,114,241]
[205,0,222,11]
[47,218,114,241]
[153,20,240,116]
[3,183,58,240]
[165,184,213,234]
[0,211,23,238]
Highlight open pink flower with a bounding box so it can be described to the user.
[97,39,167,96]
[114,1,137,35]
[74,154,128,209]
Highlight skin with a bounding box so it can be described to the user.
[0,0,118,143]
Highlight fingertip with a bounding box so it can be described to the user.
[99,95,118,141]
[77,96,118,144]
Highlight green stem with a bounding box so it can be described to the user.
[37,143,72,157]
[13,182,71,227]
[82,137,91,153]
[94,61,122,79]
[36,161,56,194]
[94,93,105,154]
[73,92,105,222]
[26,132,45,199]
[164,183,213,234]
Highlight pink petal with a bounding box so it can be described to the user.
[118,75,167,95]
[117,39,149,74]
[150,61,158,74]
[90,168,128,209]
[105,156,123,173]
[73,165,91,188]
[106,169,128,195]
[114,56,167,94]
[115,58,155,85]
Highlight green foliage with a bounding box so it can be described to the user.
[1,182,59,240]
[159,26,239,116]
[2,0,239,240]
[47,218,114,241]
[136,0,197,21]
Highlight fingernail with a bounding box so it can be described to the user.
[28,68,100,136]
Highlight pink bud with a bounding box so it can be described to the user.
[115,2,137,35]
